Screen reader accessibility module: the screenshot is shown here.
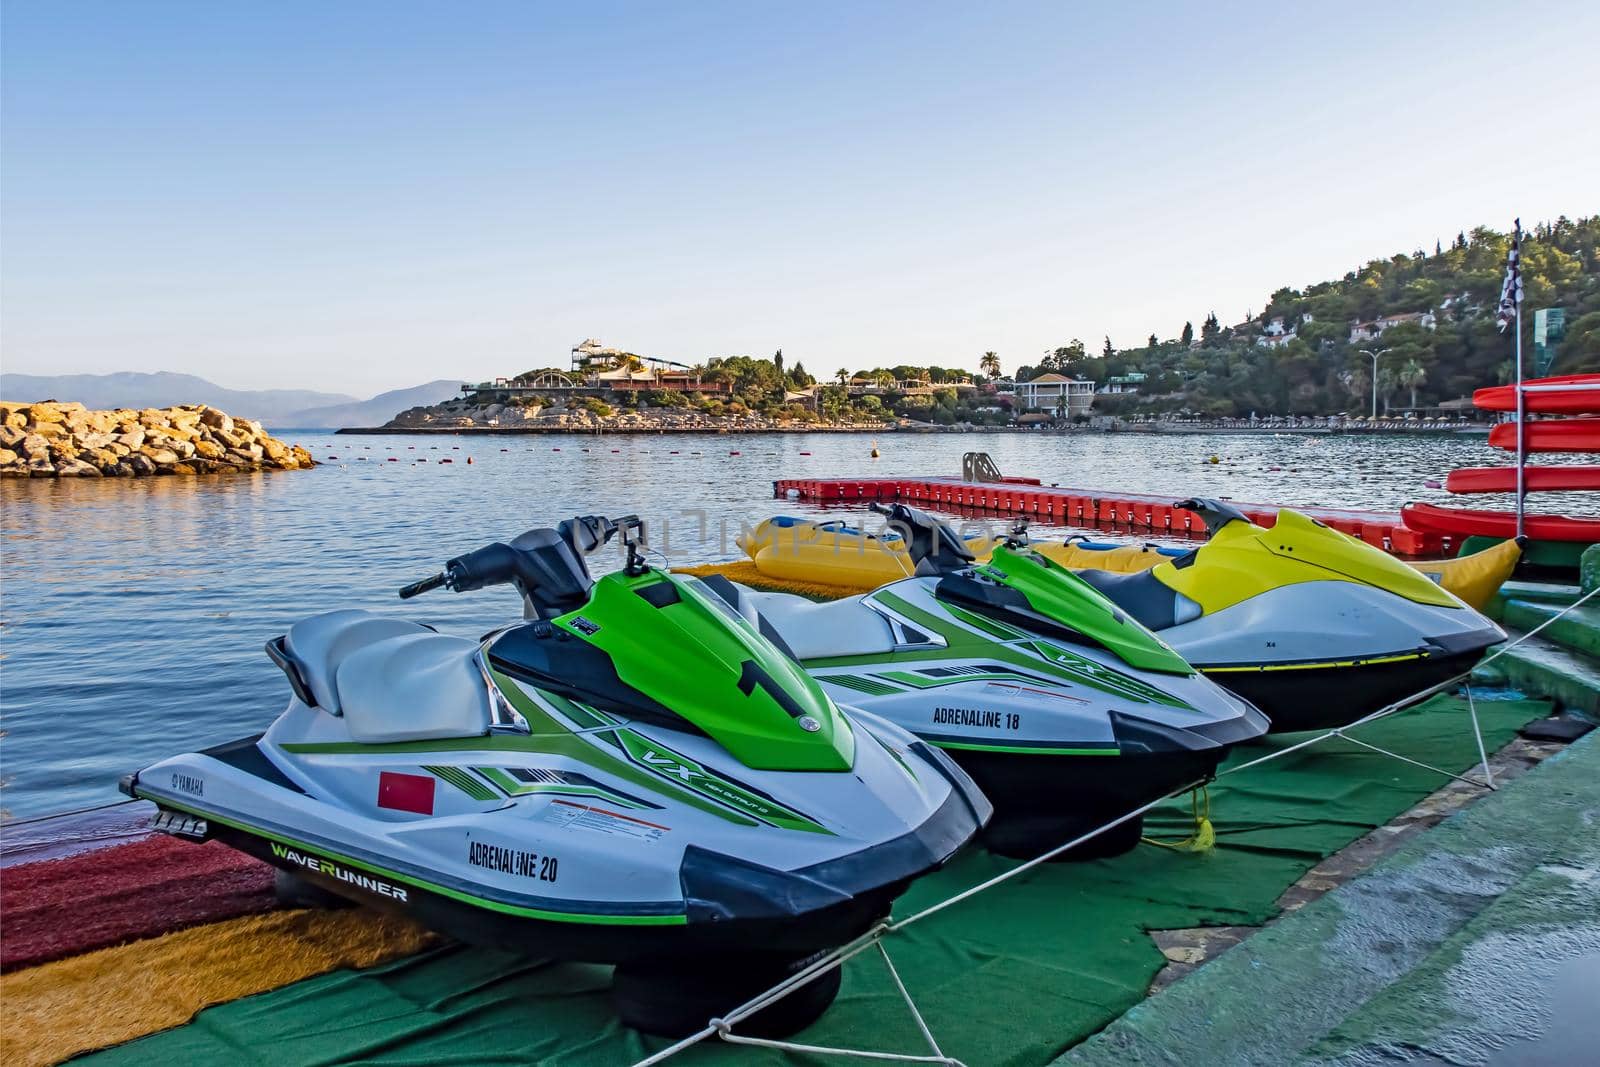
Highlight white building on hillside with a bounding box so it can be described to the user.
[1349,310,1437,343]
[1003,373,1096,417]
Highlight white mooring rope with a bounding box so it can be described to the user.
[631,584,1600,1066]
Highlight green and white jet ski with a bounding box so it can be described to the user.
[716,503,1269,859]
[1069,499,1506,733]
[122,515,989,1038]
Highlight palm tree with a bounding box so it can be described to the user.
[1377,366,1399,414]
[875,370,895,390]
[1399,359,1427,409]
[608,353,644,373]
[979,351,1001,378]
[835,368,850,386]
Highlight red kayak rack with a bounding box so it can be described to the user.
[1487,418,1600,452]
[1445,466,1600,494]
[1474,374,1600,415]
[1402,502,1600,543]
[1407,373,1600,547]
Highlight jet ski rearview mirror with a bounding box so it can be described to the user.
[613,515,650,576]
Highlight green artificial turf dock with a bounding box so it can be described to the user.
[82,695,1550,1067]
[1061,727,1600,1066]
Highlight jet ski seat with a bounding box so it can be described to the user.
[1074,569,1199,633]
[282,610,491,743]
[739,589,899,661]
[335,632,492,744]
[284,610,431,714]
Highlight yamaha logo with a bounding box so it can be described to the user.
[798,716,821,733]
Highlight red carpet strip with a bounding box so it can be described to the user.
[0,833,275,972]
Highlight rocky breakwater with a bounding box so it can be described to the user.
[0,402,315,478]
[377,396,888,433]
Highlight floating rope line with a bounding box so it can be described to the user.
[633,586,1600,1067]
[1,797,141,828]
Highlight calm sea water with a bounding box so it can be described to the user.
[0,428,1552,818]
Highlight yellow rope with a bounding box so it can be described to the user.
[1140,786,1215,853]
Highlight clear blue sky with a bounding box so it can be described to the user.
[4,1,1596,396]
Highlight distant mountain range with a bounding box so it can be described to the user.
[0,371,461,428]
[272,380,464,429]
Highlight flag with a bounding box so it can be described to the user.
[377,771,435,814]
[1496,218,1523,333]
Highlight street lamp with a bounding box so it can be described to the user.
[1359,348,1391,419]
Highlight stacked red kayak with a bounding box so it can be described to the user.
[1402,374,1600,544]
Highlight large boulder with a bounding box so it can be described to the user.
[200,408,234,434]
[139,445,181,466]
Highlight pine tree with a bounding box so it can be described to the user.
[1181,321,1194,346]
[773,349,784,376]
[1103,336,1115,358]
[1148,333,1159,348]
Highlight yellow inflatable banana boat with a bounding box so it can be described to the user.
[736,515,1520,610]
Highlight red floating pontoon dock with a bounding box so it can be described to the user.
[772,475,1447,555]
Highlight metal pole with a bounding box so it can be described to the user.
[1515,298,1526,539]
[1361,348,1387,420]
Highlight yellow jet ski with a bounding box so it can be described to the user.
[1067,499,1505,732]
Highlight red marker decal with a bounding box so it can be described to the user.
[378,772,435,814]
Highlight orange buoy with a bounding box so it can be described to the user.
[466,457,473,464]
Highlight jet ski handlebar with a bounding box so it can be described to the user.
[1173,497,1251,536]
[397,514,645,613]
[868,501,976,575]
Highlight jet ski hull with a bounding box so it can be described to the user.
[136,785,966,963]
[944,741,1227,857]
[1200,644,1492,734]
[123,713,985,962]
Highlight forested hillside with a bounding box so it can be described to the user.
[1034,216,1600,417]
[498,217,1598,426]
